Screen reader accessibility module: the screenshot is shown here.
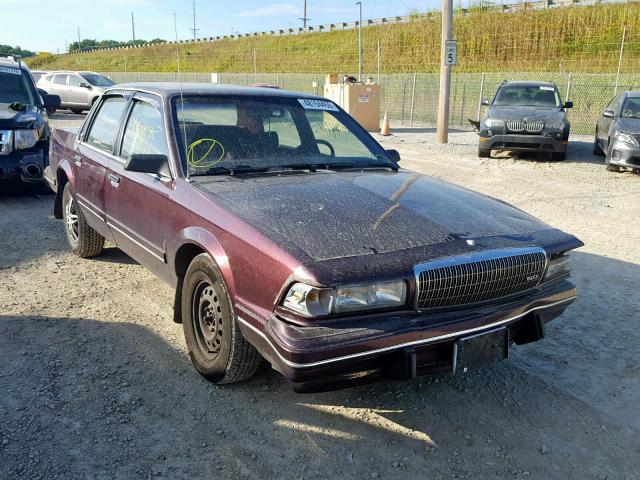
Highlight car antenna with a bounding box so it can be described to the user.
[174,12,190,182]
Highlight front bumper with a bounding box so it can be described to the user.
[237,279,577,392]
[0,147,47,183]
[480,134,567,153]
[607,139,640,169]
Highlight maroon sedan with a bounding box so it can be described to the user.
[44,83,582,392]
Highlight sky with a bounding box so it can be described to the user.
[0,0,440,53]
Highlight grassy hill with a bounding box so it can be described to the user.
[28,2,640,74]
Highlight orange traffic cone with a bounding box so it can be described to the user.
[380,111,391,136]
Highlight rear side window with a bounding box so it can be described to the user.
[120,101,169,160]
[52,74,67,85]
[85,96,127,153]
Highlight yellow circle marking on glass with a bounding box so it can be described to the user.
[187,138,225,168]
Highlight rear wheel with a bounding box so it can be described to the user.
[62,183,104,258]
[181,254,262,384]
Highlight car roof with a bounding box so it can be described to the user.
[500,81,557,88]
[109,82,322,100]
[0,56,28,71]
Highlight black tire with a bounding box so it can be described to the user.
[478,146,491,158]
[181,253,262,384]
[592,137,605,156]
[62,183,104,258]
[46,107,56,115]
[606,163,621,172]
[551,151,566,161]
[603,141,621,172]
[70,108,83,115]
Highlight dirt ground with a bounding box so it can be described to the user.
[1,115,639,480]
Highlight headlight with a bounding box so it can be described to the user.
[485,119,504,128]
[545,121,565,130]
[282,280,407,317]
[543,255,572,282]
[14,129,39,150]
[615,132,639,146]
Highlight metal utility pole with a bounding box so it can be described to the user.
[436,0,453,144]
[131,12,136,43]
[356,1,362,81]
[190,0,199,40]
[300,0,309,29]
[614,25,626,94]
[77,27,81,50]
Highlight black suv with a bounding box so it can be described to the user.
[0,55,60,187]
[478,81,573,161]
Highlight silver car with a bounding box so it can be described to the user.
[594,91,640,172]
[37,71,115,114]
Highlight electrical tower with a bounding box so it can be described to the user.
[190,0,199,40]
[300,0,310,28]
[131,12,136,43]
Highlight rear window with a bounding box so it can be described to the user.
[0,67,36,105]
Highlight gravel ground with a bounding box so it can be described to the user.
[1,114,639,479]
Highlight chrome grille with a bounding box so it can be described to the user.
[505,120,524,132]
[415,247,547,310]
[524,121,544,133]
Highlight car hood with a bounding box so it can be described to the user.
[486,105,565,121]
[0,103,42,129]
[194,170,577,263]
[615,117,640,134]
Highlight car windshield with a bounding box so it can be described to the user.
[80,73,115,87]
[620,97,640,119]
[172,95,395,176]
[0,68,36,105]
[493,85,560,107]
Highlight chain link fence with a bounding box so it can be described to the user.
[101,71,640,135]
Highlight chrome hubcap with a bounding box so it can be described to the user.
[65,197,79,243]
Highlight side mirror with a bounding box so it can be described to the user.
[124,154,171,178]
[386,149,401,163]
[563,101,573,109]
[43,94,61,109]
[603,110,615,119]
[79,82,91,89]
[480,99,490,106]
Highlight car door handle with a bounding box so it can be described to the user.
[74,155,82,166]
[108,173,120,186]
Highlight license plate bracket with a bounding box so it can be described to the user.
[453,328,509,374]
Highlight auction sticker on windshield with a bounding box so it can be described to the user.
[0,66,21,75]
[540,86,555,91]
[298,99,339,111]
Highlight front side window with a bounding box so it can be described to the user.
[173,96,393,175]
[493,85,560,107]
[120,101,168,160]
[0,69,36,104]
[85,96,127,153]
[68,75,83,87]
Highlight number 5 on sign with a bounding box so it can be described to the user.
[444,40,457,66]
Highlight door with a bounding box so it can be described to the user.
[74,94,129,240]
[47,74,69,105]
[67,73,91,107]
[103,94,174,281]
[598,93,621,150]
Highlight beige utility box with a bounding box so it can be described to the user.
[324,76,381,132]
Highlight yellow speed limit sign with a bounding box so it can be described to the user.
[444,40,457,66]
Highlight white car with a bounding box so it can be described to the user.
[37,71,115,114]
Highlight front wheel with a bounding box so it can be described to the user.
[62,183,104,258]
[592,137,605,156]
[478,146,491,158]
[181,254,262,384]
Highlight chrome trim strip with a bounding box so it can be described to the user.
[236,296,576,369]
[105,215,165,262]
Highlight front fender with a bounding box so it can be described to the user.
[52,158,75,219]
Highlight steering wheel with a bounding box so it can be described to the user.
[296,139,335,157]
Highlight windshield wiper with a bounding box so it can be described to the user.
[189,165,269,177]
